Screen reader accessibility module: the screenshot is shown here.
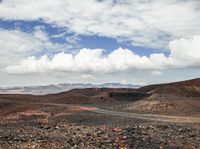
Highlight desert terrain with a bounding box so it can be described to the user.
[0,78,200,149]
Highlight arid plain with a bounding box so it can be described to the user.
[0,78,200,149]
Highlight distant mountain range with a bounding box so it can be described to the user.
[0,83,140,95]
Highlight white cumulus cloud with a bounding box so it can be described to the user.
[0,28,70,68]
[5,36,200,74]
[79,74,96,80]
[0,0,200,48]
[152,71,162,76]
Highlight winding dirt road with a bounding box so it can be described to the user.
[1,98,200,123]
[91,108,200,123]
[28,102,200,124]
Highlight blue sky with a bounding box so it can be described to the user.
[0,0,199,86]
[0,19,163,56]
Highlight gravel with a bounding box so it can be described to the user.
[0,112,199,149]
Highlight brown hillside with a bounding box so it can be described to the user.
[139,78,200,97]
[0,88,146,105]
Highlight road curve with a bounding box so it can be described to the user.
[28,102,200,124]
[1,99,200,124]
[91,108,200,123]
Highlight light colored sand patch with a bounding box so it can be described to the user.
[17,110,49,117]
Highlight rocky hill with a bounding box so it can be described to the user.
[0,83,140,95]
[140,78,200,92]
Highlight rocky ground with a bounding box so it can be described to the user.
[0,104,199,149]
[1,79,200,148]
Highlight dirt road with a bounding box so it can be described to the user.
[23,102,200,124]
[1,98,200,123]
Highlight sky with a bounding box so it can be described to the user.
[0,0,200,87]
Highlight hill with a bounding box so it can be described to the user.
[0,78,199,116]
[140,78,200,92]
[122,78,200,116]
[0,83,140,95]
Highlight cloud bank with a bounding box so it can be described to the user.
[0,0,200,86]
[0,27,69,68]
[5,36,200,74]
[1,0,200,48]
